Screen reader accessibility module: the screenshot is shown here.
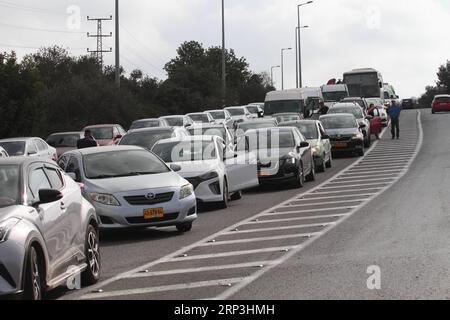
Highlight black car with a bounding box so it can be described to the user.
[319,114,365,157]
[401,99,417,110]
[244,127,315,188]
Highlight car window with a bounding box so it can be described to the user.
[0,141,26,156]
[89,127,113,140]
[119,131,174,149]
[45,167,64,190]
[27,141,38,154]
[57,155,69,169]
[0,165,20,207]
[35,139,48,151]
[66,157,81,181]
[47,134,79,148]
[28,167,52,201]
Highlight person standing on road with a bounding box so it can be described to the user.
[77,129,98,149]
[387,100,401,139]
[368,104,382,140]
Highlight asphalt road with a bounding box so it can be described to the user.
[232,109,450,300]
[58,141,358,300]
[58,109,436,300]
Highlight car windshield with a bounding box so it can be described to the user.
[343,100,365,109]
[436,97,450,103]
[188,127,227,140]
[0,142,26,156]
[227,108,245,116]
[238,122,276,133]
[0,165,20,207]
[323,92,349,102]
[209,111,225,120]
[282,123,318,140]
[321,116,357,129]
[276,114,301,123]
[247,106,259,114]
[247,130,295,150]
[88,128,113,140]
[264,100,304,116]
[164,117,184,127]
[130,120,160,130]
[329,107,364,119]
[84,150,169,179]
[119,130,173,149]
[189,114,209,123]
[153,141,217,162]
[46,134,79,148]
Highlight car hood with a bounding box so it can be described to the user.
[85,172,186,193]
[326,128,359,136]
[171,160,219,177]
[0,205,25,221]
[256,148,294,161]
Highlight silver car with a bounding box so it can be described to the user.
[0,157,100,300]
[58,146,197,231]
[0,137,58,161]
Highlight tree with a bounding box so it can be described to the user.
[419,61,450,107]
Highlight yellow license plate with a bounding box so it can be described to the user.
[258,172,271,177]
[144,208,164,220]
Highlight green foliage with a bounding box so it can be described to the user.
[0,42,272,139]
[419,60,450,107]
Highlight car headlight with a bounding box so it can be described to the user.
[180,184,194,199]
[281,153,296,164]
[0,218,21,243]
[89,193,121,206]
[199,171,219,181]
[352,133,364,140]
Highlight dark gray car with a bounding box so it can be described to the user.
[0,157,100,300]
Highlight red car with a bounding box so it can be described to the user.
[432,95,450,114]
[82,124,127,146]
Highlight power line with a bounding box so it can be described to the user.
[0,42,85,51]
[0,1,65,15]
[121,45,164,76]
[0,21,84,34]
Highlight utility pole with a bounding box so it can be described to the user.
[221,0,226,107]
[281,48,292,90]
[87,16,112,67]
[271,65,280,88]
[297,1,313,88]
[115,0,120,89]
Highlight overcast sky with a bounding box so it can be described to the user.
[1,0,449,98]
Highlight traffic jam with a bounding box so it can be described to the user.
[0,67,434,300]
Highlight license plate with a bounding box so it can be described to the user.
[333,142,348,148]
[258,171,271,177]
[144,208,164,220]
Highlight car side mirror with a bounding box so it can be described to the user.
[170,164,181,172]
[38,189,63,205]
[299,142,310,148]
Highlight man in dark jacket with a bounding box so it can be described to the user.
[77,130,98,149]
[387,101,401,139]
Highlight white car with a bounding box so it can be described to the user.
[186,112,215,124]
[152,136,259,208]
[0,147,8,157]
[205,109,234,129]
[187,123,235,150]
[0,137,57,161]
[224,106,255,124]
[159,115,194,128]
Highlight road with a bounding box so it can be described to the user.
[59,109,440,300]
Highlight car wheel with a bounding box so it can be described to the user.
[306,161,316,182]
[230,190,242,201]
[293,164,304,188]
[326,154,333,168]
[176,221,193,232]
[317,156,326,173]
[82,224,101,286]
[24,246,44,300]
[432,110,436,114]
[218,180,229,209]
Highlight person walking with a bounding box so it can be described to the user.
[77,129,98,149]
[368,104,382,140]
[387,100,401,139]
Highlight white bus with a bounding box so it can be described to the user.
[343,68,384,100]
[264,88,324,119]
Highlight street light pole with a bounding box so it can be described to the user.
[297,1,313,88]
[271,65,280,88]
[296,25,309,88]
[221,0,226,107]
[115,0,120,89]
[281,48,292,90]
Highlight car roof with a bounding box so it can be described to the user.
[188,124,225,129]
[343,97,365,101]
[320,114,356,119]
[0,156,54,166]
[132,118,160,123]
[156,135,217,144]
[245,127,294,134]
[47,132,82,136]
[239,119,276,124]
[125,127,174,134]
[187,112,207,115]
[332,103,361,108]
[281,120,319,125]
[435,94,450,98]
[225,106,245,109]
[0,137,41,143]
[273,113,300,116]
[68,145,144,156]
[160,115,185,119]
[83,124,119,129]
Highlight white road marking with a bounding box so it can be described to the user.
[262,207,357,216]
[280,199,364,208]
[329,177,396,184]
[221,223,335,235]
[199,233,321,246]
[336,173,396,179]
[81,278,247,300]
[215,111,423,300]
[320,182,391,190]
[296,193,377,201]
[126,261,277,278]
[312,188,383,195]
[168,246,299,262]
[242,214,348,225]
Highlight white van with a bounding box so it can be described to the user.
[264,88,324,119]
[321,84,349,108]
